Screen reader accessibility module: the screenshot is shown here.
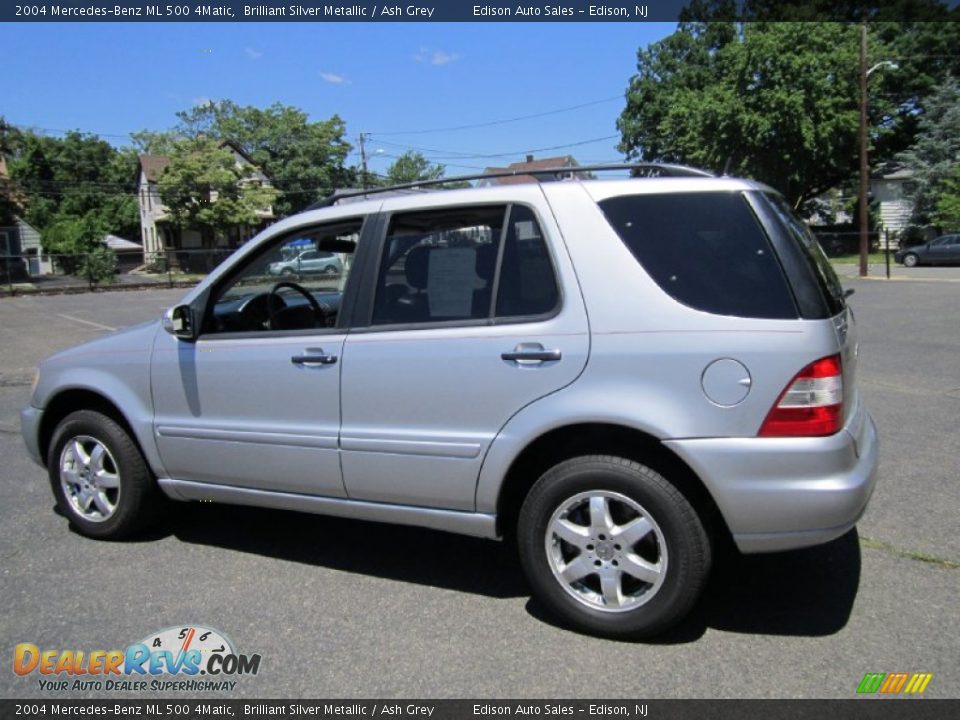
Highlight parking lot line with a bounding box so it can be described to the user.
[55,314,117,332]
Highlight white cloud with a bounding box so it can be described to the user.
[320,72,349,84]
[192,97,213,108]
[415,47,461,66]
[244,47,263,60]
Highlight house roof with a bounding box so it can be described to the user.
[138,139,271,187]
[138,155,171,183]
[103,234,142,251]
[482,155,581,185]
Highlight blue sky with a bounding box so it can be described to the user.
[1,22,675,175]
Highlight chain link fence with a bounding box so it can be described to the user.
[0,249,240,295]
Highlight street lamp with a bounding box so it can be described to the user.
[859,24,898,277]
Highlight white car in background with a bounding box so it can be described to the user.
[267,249,342,277]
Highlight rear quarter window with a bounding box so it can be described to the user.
[598,192,798,319]
[763,193,845,318]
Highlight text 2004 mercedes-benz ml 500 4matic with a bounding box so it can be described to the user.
[21,164,878,639]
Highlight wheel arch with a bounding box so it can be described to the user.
[39,388,149,471]
[493,422,732,547]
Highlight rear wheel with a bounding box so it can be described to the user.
[902,253,919,267]
[48,410,159,539]
[518,456,711,638]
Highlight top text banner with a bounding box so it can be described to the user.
[5,1,955,23]
[4,1,689,22]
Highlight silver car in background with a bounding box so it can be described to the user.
[267,249,343,277]
[21,165,878,638]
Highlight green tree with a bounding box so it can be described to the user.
[896,77,960,229]
[79,244,118,289]
[0,118,23,226]
[384,151,447,185]
[4,128,138,238]
[130,129,178,156]
[933,165,960,231]
[618,22,861,208]
[618,0,960,210]
[157,137,278,247]
[166,100,353,215]
[670,2,960,168]
[41,213,111,278]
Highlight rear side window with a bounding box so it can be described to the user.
[598,192,798,319]
[371,204,559,326]
[496,205,559,318]
[764,194,845,317]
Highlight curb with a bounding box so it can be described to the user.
[0,280,200,298]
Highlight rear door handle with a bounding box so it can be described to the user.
[501,343,562,364]
[291,348,338,366]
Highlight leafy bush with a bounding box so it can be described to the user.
[79,245,117,288]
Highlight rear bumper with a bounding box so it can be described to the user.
[20,405,44,467]
[665,399,879,553]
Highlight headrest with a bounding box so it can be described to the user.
[475,243,497,281]
[405,245,431,289]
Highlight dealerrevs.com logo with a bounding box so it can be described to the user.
[13,625,262,693]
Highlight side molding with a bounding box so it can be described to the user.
[158,478,500,540]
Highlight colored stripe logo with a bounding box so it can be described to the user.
[857,672,933,695]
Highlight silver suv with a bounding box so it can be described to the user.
[21,166,878,638]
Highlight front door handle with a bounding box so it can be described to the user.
[501,343,562,365]
[291,348,338,366]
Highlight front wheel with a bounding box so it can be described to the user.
[518,456,711,638]
[48,410,159,539]
[902,253,919,267]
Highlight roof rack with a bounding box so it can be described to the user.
[306,162,713,210]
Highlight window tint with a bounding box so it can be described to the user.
[370,204,559,326]
[372,206,505,325]
[598,192,797,319]
[764,194,845,317]
[496,205,559,318]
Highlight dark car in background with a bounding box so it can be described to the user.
[895,234,960,266]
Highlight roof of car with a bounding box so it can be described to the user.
[290,173,772,224]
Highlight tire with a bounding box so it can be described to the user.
[518,456,711,639]
[902,253,919,267]
[322,265,339,276]
[48,410,159,540]
[281,267,296,277]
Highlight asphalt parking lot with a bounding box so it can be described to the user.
[0,276,957,699]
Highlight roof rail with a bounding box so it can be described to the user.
[306,162,713,210]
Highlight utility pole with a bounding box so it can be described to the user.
[359,132,368,190]
[859,23,869,278]
[858,27,899,279]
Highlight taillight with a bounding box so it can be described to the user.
[759,354,843,437]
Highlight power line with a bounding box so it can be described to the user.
[371,135,620,161]
[367,95,623,136]
[2,94,625,145]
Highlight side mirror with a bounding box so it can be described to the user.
[162,305,197,341]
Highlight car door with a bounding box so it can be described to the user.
[150,215,369,497]
[945,235,960,263]
[339,192,590,511]
[928,235,956,264]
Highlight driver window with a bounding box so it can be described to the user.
[206,219,363,335]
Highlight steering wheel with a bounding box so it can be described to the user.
[267,281,325,330]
